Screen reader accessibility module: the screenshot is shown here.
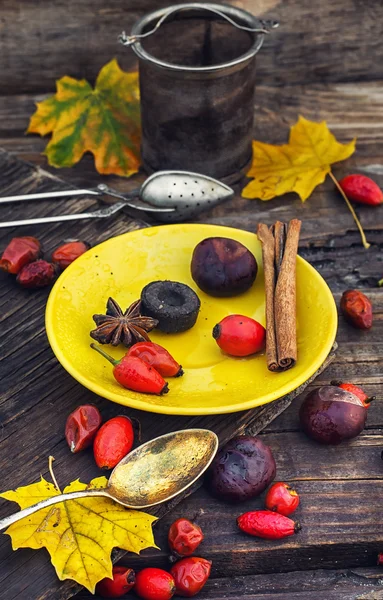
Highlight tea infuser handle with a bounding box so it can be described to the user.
[118,5,279,46]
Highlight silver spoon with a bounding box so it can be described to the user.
[0,171,234,227]
[0,429,218,531]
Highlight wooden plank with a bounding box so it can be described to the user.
[0,0,382,94]
[0,148,335,599]
[78,567,383,599]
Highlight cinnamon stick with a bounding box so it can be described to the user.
[257,219,302,372]
[257,224,279,372]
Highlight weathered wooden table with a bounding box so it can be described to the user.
[1,1,383,598]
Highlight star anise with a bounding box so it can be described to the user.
[90,298,158,347]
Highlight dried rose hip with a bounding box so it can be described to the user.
[265,482,300,516]
[52,240,90,270]
[135,568,176,600]
[16,260,56,289]
[0,236,41,274]
[339,174,383,206]
[237,510,301,539]
[378,553,383,566]
[340,289,373,330]
[213,314,265,357]
[128,342,183,377]
[65,404,102,453]
[170,557,212,598]
[168,518,204,557]
[95,566,135,598]
[93,415,134,469]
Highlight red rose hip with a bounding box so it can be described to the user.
[135,568,176,600]
[213,314,265,357]
[93,416,134,469]
[168,518,204,556]
[95,566,135,598]
[339,174,383,206]
[265,482,300,516]
[65,404,102,453]
[16,259,56,289]
[237,510,301,539]
[52,240,90,270]
[340,290,373,330]
[0,236,41,274]
[170,557,212,597]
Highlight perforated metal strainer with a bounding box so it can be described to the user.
[0,170,234,227]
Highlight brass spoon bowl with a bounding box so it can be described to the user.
[0,429,218,531]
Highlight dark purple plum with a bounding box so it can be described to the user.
[299,386,368,445]
[206,436,276,503]
[191,237,257,297]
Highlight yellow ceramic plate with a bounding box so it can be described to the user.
[46,224,337,415]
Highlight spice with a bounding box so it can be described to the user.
[257,220,301,371]
[16,260,56,289]
[93,416,135,469]
[65,404,102,453]
[95,566,136,598]
[128,342,183,377]
[168,519,204,557]
[91,344,169,395]
[212,314,265,357]
[339,174,383,206]
[340,290,373,329]
[265,482,300,516]
[52,240,90,270]
[237,510,301,539]
[170,557,212,597]
[0,236,41,274]
[135,568,176,600]
[90,298,158,347]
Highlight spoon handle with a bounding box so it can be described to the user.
[0,489,113,531]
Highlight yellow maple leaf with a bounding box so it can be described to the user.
[0,476,157,593]
[27,58,141,177]
[242,116,356,201]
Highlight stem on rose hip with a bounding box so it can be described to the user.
[330,171,370,250]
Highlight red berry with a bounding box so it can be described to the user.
[378,553,383,566]
[340,290,373,330]
[339,174,383,206]
[96,566,135,598]
[265,482,300,516]
[212,314,265,357]
[65,404,102,453]
[16,259,56,289]
[237,510,301,539]
[0,236,41,274]
[93,416,134,469]
[170,557,212,597]
[135,568,176,600]
[52,240,90,270]
[168,518,204,557]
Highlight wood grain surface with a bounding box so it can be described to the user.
[1,0,383,94]
[1,0,383,594]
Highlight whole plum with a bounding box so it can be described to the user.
[191,237,257,297]
[206,436,276,503]
[299,386,368,445]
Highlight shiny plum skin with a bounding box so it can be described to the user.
[299,386,367,445]
[191,237,257,297]
[206,436,276,503]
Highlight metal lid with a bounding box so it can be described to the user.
[119,2,279,73]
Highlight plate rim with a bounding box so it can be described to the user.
[46,223,338,415]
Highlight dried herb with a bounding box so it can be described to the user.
[90,298,158,347]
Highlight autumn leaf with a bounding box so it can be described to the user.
[242,116,356,201]
[27,58,141,177]
[0,476,157,593]
[243,116,370,248]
